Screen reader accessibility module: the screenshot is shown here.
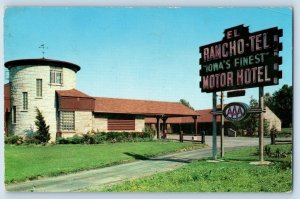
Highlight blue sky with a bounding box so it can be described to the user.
[4,7,292,109]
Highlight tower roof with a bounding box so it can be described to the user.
[4,58,81,72]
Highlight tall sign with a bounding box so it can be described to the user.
[199,25,283,162]
[199,25,282,93]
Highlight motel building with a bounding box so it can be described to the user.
[4,58,281,141]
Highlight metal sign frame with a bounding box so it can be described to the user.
[199,25,283,162]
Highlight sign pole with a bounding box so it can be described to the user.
[259,87,264,162]
[220,91,225,158]
[212,92,217,160]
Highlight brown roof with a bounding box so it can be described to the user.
[56,89,94,98]
[4,83,11,112]
[55,89,198,116]
[94,97,199,116]
[56,89,95,111]
[145,108,227,123]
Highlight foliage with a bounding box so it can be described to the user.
[264,84,293,128]
[264,119,270,136]
[232,97,259,136]
[24,128,40,144]
[56,130,155,145]
[34,107,50,143]
[179,99,194,110]
[4,135,23,145]
[281,128,292,134]
[98,145,292,192]
[5,142,204,183]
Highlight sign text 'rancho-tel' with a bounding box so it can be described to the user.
[199,25,282,93]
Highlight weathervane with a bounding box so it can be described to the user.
[38,44,48,58]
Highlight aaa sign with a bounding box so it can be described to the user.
[223,102,249,122]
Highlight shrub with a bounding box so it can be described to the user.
[24,128,40,144]
[5,135,23,145]
[94,132,107,144]
[143,126,156,138]
[56,130,155,145]
[56,137,69,144]
[34,107,50,143]
[68,135,84,144]
[82,133,95,144]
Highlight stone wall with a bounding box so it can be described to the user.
[93,114,108,132]
[74,111,93,134]
[264,106,282,132]
[8,65,76,141]
[135,116,145,132]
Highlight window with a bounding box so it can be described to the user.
[50,67,63,84]
[12,106,16,124]
[60,111,75,131]
[36,79,42,97]
[22,92,28,110]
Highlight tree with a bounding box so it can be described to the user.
[235,97,259,136]
[264,84,293,128]
[179,99,194,110]
[34,107,50,143]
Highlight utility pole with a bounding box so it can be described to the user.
[259,87,264,162]
[220,91,225,158]
[212,92,217,160]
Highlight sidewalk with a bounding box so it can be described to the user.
[6,136,269,192]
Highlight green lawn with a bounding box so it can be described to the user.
[5,141,205,184]
[281,128,293,135]
[98,144,292,192]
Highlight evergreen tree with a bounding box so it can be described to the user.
[34,107,50,143]
[179,99,194,110]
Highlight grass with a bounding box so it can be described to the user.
[281,128,292,134]
[5,141,205,184]
[97,144,292,192]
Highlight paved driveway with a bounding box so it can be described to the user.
[6,136,270,192]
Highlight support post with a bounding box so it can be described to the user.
[162,115,168,139]
[193,116,198,136]
[259,87,264,162]
[201,130,205,144]
[156,116,160,139]
[180,130,183,142]
[212,92,217,160]
[220,91,225,158]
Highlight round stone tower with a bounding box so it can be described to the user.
[5,58,81,141]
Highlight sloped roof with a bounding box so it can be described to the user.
[56,89,94,98]
[145,108,226,123]
[55,89,198,116]
[94,97,199,116]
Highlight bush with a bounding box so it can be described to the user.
[94,132,107,144]
[82,133,95,144]
[68,135,84,144]
[5,135,23,145]
[56,130,155,145]
[24,128,40,144]
[56,137,70,144]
